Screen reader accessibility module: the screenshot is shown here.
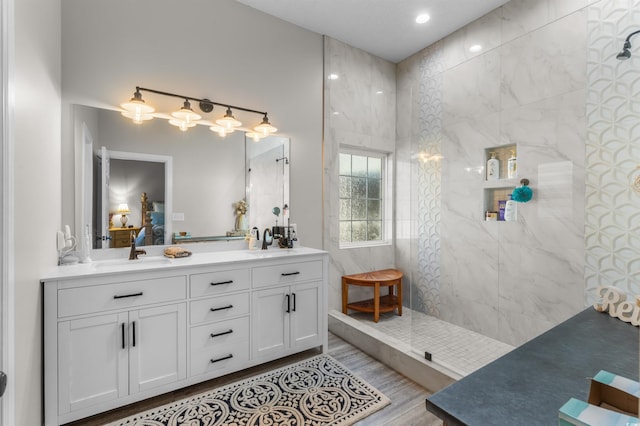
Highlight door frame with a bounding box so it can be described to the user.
[1,0,16,422]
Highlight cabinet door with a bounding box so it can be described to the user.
[290,281,322,350]
[58,312,128,415]
[251,286,289,360]
[129,303,187,394]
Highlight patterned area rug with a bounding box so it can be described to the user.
[109,354,390,426]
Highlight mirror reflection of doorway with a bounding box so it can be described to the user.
[92,148,172,248]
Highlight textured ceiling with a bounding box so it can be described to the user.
[234,0,511,63]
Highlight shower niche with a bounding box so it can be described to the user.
[483,144,517,221]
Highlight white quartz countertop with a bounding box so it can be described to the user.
[41,246,327,281]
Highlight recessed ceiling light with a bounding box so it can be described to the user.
[415,13,430,24]
[332,111,340,115]
[328,73,339,80]
[376,90,383,95]
[469,44,483,53]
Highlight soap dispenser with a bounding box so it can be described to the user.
[486,152,499,181]
[248,227,260,250]
[507,150,517,179]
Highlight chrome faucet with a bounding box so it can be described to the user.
[129,230,146,260]
[261,228,272,250]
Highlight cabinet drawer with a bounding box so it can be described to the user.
[190,317,249,377]
[190,268,250,298]
[190,316,250,351]
[252,260,323,288]
[58,276,187,318]
[190,338,249,377]
[190,292,249,325]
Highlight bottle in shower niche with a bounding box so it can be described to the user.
[486,152,499,181]
[504,195,517,222]
[507,150,517,179]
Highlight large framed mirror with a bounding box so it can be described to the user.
[72,104,289,250]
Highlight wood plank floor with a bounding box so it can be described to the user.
[65,333,444,426]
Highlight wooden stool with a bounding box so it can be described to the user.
[341,269,403,323]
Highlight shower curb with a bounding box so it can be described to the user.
[328,309,459,393]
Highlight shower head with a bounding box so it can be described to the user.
[616,30,640,60]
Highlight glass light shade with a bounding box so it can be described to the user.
[121,110,154,124]
[245,131,264,142]
[253,115,277,135]
[169,119,197,132]
[120,92,155,115]
[209,125,234,137]
[215,108,242,130]
[171,100,202,123]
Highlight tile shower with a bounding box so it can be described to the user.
[326,0,640,373]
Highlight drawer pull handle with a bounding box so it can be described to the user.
[210,280,233,286]
[281,272,300,276]
[210,354,233,364]
[210,329,233,338]
[286,294,290,313]
[114,292,143,299]
[132,321,136,347]
[292,293,296,312]
[210,304,233,312]
[121,323,125,349]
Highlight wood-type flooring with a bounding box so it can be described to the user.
[64,333,444,426]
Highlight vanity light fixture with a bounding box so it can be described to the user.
[617,29,640,60]
[253,114,278,136]
[171,100,202,124]
[215,107,242,132]
[120,86,278,138]
[120,89,155,123]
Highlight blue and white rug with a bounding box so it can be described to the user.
[110,354,390,426]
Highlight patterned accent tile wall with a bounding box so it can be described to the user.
[415,46,445,317]
[585,0,640,302]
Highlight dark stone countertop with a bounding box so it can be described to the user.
[426,307,639,426]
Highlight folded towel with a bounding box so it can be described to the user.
[164,246,192,258]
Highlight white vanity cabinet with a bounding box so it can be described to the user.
[43,248,328,426]
[47,271,188,424]
[252,260,323,361]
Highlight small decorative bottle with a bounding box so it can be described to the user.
[507,150,517,179]
[486,152,499,181]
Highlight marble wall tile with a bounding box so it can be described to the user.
[440,8,503,71]
[442,49,501,126]
[501,10,587,110]
[502,0,589,44]
[323,37,397,313]
[498,243,584,322]
[441,113,501,184]
[497,307,558,346]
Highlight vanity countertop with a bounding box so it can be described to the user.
[42,246,327,281]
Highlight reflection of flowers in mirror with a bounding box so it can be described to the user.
[234,199,248,231]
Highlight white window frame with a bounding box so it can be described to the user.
[338,146,392,249]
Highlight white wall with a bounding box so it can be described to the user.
[15,0,61,425]
[61,0,324,248]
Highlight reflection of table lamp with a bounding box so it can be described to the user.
[117,203,130,227]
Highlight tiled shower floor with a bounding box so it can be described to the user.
[347,308,515,377]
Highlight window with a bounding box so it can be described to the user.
[339,148,390,247]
